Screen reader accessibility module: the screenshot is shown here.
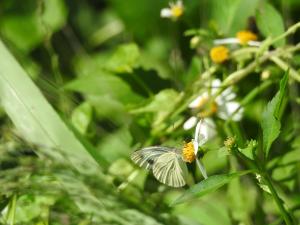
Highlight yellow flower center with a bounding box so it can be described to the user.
[182,141,196,163]
[236,30,257,45]
[171,5,183,18]
[198,102,218,117]
[196,96,218,117]
[210,46,229,64]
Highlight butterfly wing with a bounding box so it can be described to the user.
[152,152,188,187]
[131,146,177,170]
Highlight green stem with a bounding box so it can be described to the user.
[262,172,293,225]
[270,56,300,82]
[271,22,300,46]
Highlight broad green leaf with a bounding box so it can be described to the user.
[71,102,93,135]
[256,2,285,47]
[172,171,251,205]
[105,43,140,73]
[64,71,143,105]
[261,72,288,158]
[0,0,67,52]
[0,39,105,213]
[210,0,259,35]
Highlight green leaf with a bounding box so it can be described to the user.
[71,102,93,135]
[64,71,143,105]
[261,72,288,158]
[0,39,105,213]
[0,0,67,52]
[172,171,251,205]
[210,0,259,35]
[105,43,140,73]
[256,2,285,47]
[238,140,258,160]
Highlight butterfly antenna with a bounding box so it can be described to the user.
[196,158,208,179]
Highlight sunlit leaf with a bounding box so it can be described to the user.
[261,71,288,158]
[210,0,259,35]
[71,102,93,135]
[105,43,140,73]
[256,2,285,47]
[172,171,251,205]
[64,71,143,105]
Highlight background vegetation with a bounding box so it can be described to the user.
[0,0,300,224]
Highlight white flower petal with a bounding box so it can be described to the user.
[160,8,172,18]
[188,93,208,108]
[211,79,222,95]
[217,87,236,103]
[217,101,242,120]
[183,116,198,130]
[212,79,221,88]
[198,118,216,145]
[232,107,244,121]
[213,38,240,45]
[193,118,216,152]
[193,120,202,153]
[223,92,236,101]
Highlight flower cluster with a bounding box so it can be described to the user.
[210,30,259,64]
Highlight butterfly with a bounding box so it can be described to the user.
[131,120,211,187]
[131,146,189,187]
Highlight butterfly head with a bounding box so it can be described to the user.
[182,141,196,163]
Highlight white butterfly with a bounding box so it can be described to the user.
[131,120,211,187]
[131,146,189,187]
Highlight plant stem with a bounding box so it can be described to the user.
[262,172,293,225]
[270,56,300,82]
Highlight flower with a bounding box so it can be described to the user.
[160,1,184,20]
[236,30,257,45]
[182,120,211,161]
[210,46,229,63]
[183,79,243,130]
[182,120,208,178]
[213,30,260,47]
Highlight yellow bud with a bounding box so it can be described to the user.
[210,46,229,64]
